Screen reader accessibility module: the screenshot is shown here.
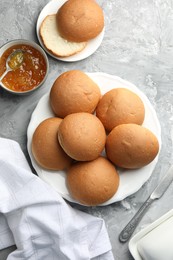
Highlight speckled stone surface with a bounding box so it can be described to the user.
[1,0,173,259]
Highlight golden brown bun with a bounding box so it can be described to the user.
[50,70,101,118]
[106,124,159,169]
[56,0,104,42]
[31,118,72,170]
[58,112,106,161]
[67,156,119,206]
[96,88,145,132]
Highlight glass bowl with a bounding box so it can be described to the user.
[0,39,49,95]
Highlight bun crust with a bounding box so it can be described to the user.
[58,112,106,161]
[39,15,87,57]
[32,118,72,170]
[57,0,104,42]
[96,88,145,132]
[67,156,120,206]
[106,124,159,169]
[50,70,101,118]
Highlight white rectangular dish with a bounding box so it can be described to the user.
[129,209,173,260]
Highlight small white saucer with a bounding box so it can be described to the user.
[129,209,173,260]
[36,0,105,62]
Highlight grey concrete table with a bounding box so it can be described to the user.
[1,0,173,259]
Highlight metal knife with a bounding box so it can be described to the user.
[119,165,173,243]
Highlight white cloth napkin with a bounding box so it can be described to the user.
[0,138,114,260]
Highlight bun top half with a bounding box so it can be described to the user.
[56,0,104,42]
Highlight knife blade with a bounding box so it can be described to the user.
[119,165,173,243]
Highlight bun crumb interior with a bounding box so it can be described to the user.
[40,14,87,57]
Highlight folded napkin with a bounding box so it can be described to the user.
[0,138,114,260]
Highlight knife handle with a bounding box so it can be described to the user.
[119,196,153,243]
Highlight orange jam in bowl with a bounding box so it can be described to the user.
[0,40,49,94]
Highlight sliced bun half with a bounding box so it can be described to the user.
[39,14,87,57]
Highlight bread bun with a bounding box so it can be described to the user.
[96,88,145,132]
[106,124,159,169]
[56,0,104,42]
[50,70,101,118]
[58,112,106,161]
[39,15,87,57]
[32,118,72,170]
[67,156,119,206]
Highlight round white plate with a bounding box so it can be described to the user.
[36,0,105,62]
[27,72,161,206]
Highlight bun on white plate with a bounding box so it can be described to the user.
[96,88,145,132]
[32,117,73,170]
[106,123,159,169]
[67,156,120,206]
[58,112,106,161]
[50,70,101,118]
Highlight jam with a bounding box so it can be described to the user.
[0,44,47,92]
